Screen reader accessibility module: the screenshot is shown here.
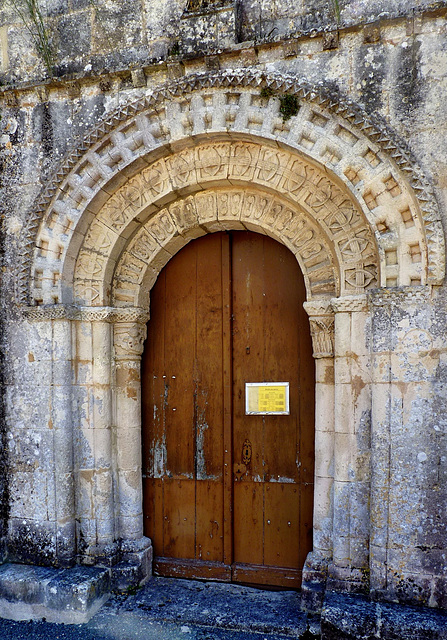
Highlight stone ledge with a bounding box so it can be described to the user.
[321,592,447,640]
[0,563,111,624]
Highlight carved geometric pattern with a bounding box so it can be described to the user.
[331,294,369,313]
[66,142,384,306]
[20,69,444,308]
[110,184,344,309]
[23,305,149,323]
[368,286,431,308]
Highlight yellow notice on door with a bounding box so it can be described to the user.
[245,382,289,415]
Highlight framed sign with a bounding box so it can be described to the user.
[245,382,290,415]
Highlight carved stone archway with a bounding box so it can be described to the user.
[20,69,445,601]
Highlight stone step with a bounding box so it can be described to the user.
[0,563,111,624]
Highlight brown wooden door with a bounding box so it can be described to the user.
[142,231,314,588]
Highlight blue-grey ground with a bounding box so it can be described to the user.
[0,577,447,639]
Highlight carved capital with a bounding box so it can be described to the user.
[308,316,335,358]
[303,299,333,317]
[303,299,335,358]
[114,322,147,358]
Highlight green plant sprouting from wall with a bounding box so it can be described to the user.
[260,86,300,122]
[6,0,55,75]
[332,0,341,22]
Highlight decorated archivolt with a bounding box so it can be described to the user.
[24,69,444,308]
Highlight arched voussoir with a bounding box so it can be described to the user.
[26,69,444,307]
[109,187,340,310]
[68,139,380,308]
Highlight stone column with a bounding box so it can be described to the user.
[329,294,371,594]
[72,308,117,566]
[18,306,76,566]
[301,299,335,613]
[369,287,446,608]
[113,308,152,589]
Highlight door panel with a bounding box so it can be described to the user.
[142,230,314,587]
[231,232,311,585]
[142,233,227,572]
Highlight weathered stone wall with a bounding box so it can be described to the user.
[0,0,447,623]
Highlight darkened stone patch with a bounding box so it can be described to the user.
[71,95,106,144]
[393,37,424,120]
[32,102,54,157]
[355,43,386,113]
[300,0,337,34]
[55,11,92,60]
[8,521,58,566]
[93,0,143,52]
[44,0,70,19]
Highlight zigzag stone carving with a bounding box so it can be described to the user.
[22,69,445,307]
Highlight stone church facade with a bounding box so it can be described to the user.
[0,0,447,635]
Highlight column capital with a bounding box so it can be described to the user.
[308,316,335,358]
[114,322,147,359]
[303,299,333,318]
[303,299,335,358]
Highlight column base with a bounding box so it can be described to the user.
[300,552,330,614]
[326,562,369,595]
[111,537,153,592]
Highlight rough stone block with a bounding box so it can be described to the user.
[321,591,447,639]
[0,563,111,624]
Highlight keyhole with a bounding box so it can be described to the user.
[242,439,252,465]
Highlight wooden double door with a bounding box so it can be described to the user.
[142,231,314,588]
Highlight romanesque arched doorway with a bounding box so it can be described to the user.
[141,231,314,587]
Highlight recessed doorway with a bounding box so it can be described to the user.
[142,231,314,588]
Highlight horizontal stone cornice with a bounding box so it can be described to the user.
[23,305,149,324]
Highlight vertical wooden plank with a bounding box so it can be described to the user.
[195,480,224,562]
[232,232,266,568]
[233,482,264,565]
[194,233,225,563]
[298,274,315,487]
[264,483,300,568]
[221,233,233,567]
[163,478,196,559]
[195,233,224,480]
[142,269,166,557]
[262,236,301,484]
[232,232,266,482]
[142,269,166,479]
[164,245,197,478]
